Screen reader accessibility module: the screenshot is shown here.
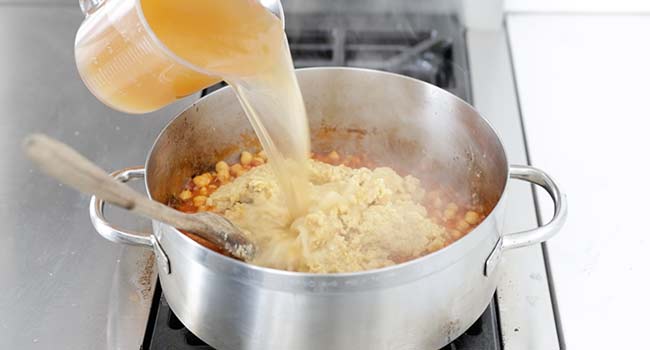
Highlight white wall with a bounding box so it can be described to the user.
[505,0,650,13]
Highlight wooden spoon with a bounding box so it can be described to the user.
[23,133,255,261]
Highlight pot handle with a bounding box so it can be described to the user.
[89,167,154,248]
[484,165,567,276]
[503,165,567,250]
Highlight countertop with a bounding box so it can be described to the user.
[0,4,198,349]
[507,13,650,348]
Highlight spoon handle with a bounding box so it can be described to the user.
[23,134,253,260]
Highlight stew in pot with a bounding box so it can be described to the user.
[170,150,486,273]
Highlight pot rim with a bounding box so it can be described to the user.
[144,67,510,280]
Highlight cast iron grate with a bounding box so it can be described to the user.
[286,28,458,97]
[142,282,501,350]
[203,13,469,102]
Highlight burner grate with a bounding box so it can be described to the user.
[204,13,469,102]
[143,282,501,350]
[287,29,456,92]
[143,285,213,350]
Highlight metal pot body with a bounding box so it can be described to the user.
[90,68,566,350]
[153,212,503,350]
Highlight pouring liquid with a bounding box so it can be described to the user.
[141,0,311,217]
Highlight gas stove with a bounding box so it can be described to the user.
[3,3,560,350]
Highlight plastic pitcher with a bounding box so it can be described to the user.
[74,0,284,114]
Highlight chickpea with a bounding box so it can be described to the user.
[230,163,245,177]
[192,173,212,187]
[215,161,229,173]
[257,150,267,160]
[179,190,192,201]
[216,169,230,183]
[193,195,207,207]
[240,151,253,166]
[198,187,208,195]
[197,205,208,212]
[450,230,463,240]
[251,156,265,166]
[208,184,217,190]
[446,202,459,212]
[328,151,340,162]
[443,208,457,220]
[456,220,470,231]
[464,211,480,225]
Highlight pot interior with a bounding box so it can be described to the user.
[146,68,507,236]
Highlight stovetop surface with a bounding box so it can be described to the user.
[148,12,500,350]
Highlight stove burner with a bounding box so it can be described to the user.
[289,28,455,88]
[142,283,501,350]
[204,14,469,102]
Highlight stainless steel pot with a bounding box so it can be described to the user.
[90,68,567,350]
